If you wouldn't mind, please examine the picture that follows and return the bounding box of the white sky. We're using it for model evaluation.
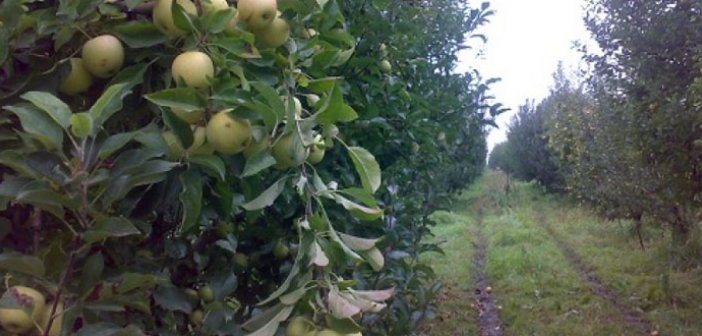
[457,0,593,152]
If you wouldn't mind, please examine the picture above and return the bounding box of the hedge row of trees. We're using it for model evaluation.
[490,0,702,266]
[0,0,497,335]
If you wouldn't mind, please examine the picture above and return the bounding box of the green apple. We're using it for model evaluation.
[256,17,289,48]
[59,58,93,95]
[153,0,197,37]
[198,285,214,302]
[273,241,289,259]
[0,286,46,334]
[233,252,249,268]
[81,35,124,78]
[272,133,308,169]
[202,0,229,13]
[171,51,215,90]
[379,59,392,73]
[172,108,204,124]
[206,110,253,154]
[237,0,277,30]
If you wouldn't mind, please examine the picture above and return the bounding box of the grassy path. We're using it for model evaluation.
[422,171,702,335]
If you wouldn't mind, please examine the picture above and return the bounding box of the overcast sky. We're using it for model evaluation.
[457,0,593,152]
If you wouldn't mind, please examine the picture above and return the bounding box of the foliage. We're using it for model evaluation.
[0,0,499,335]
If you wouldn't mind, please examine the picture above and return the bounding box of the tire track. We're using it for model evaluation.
[540,218,656,335]
[472,211,504,336]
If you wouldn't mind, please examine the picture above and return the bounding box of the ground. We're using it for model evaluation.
[420,171,702,335]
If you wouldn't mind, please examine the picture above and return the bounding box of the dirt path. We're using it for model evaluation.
[540,219,655,334]
[472,216,503,336]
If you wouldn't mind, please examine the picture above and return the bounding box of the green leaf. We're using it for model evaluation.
[328,289,360,319]
[172,0,195,32]
[241,151,276,177]
[0,218,10,241]
[360,247,384,271]
[114,21,169,48]
[190,154,226,181]
[5,104,64,150]
[117,272,163,293]
[84,217,141,243]
[241,303,294,335]
[337,233,379,251]
[0,252,45,277]
[70,112,94,138]
[144,88,206,112]
[251,82,285,119]
[346,146,381,194]
[21,91,72,128]
[332,194,383,221]
[89,83,132,130]
[79,252,105,296]
[75,323,147,336]
[179,169,203,233]
[241,176,288,211]
[99,132,137,159]
[316,82,357,124]
[154,285,193,314]
[162,108,193,149]
[203,7,236,34]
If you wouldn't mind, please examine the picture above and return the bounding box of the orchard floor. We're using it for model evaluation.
[419,171,702,336]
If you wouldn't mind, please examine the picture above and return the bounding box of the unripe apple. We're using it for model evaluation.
[162,126,209,159]
[272,133,308,169]
[59,58,93,95]
[237,0,277,30]
[273,241,290,259]
[190,309,204,325]
[286,317,315,336]
[81,35,124,78]
[206,110,253,154]
[171,51,215,90]
[316,329,342,336]
[202,0,229,13]
[243,133,270,158]
[198,285,214,302]
[153,0,197,37]
[256,17,289,48]
[232,252,249,268]
[379,59,392,73]
[172,108,204,124]
[0,286,46,334]
[307,144,325,164]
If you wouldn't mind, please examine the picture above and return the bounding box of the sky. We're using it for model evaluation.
[456,0,593,152]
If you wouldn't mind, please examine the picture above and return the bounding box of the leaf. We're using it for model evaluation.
[346,146,381,194]
[351,288,395,302]
[311,241,329,267]
[5,104,63,150]
[241,151,276,177]
[153,285,193,314]
[251,82,285,119]
[0,252,45,277]
[179,169,203,233]
[98,132,136,159]
[279,285,310,305]
[117,273,163,293]
[114,21,169,48]
[144,88,206,112]
[241,176,288,211]
[21,91,72,128]
[84,217,141,243]
[75,323,147,336]
[328,289,361,319]
[332,194,383,221]
[241,303,294,335]
[162,108,193,149]
[337,233,379,251]
[90,83,132,130]
[204,7,236,34]
[190,154,226,181]
[70,112,94,138]
[360,247,384,272]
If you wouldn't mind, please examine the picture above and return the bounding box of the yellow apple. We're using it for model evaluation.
[202,0,229,13]
[0,286,45,334]
[256,17,289,48]
[237,0,277,30]
[206,110,253,154]
[171,51,215,90]
[81,35,124,78]
[59,58,93,95]
[153,0,197,37]
[307,144,325,164]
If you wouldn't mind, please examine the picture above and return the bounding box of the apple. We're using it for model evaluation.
[81,35,124,78]
[171,51,215,90]
[306,94,320,107]
[40,301,64,336]
[272,133,308,169]
[232,252,249,269]
[379,59,392,73]
[190,309,204,325]
[0,286,46,334]
[59,58,93,95]
[172,108,204,124]
[243,130,270,158]
[307,144,325,164]
[256,17,289,48]
[316,329,342,336]
[273,241,289,259]
[225,13,241,33]
[206,110,253,154]
[202,0,229,13]
[153,0,197,37]
[198,285,214,302]
[286,317,315,336]
[237,0,277,30]
[162,126,210,159]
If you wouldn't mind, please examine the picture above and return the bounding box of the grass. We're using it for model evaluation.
[421,170,702,335]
